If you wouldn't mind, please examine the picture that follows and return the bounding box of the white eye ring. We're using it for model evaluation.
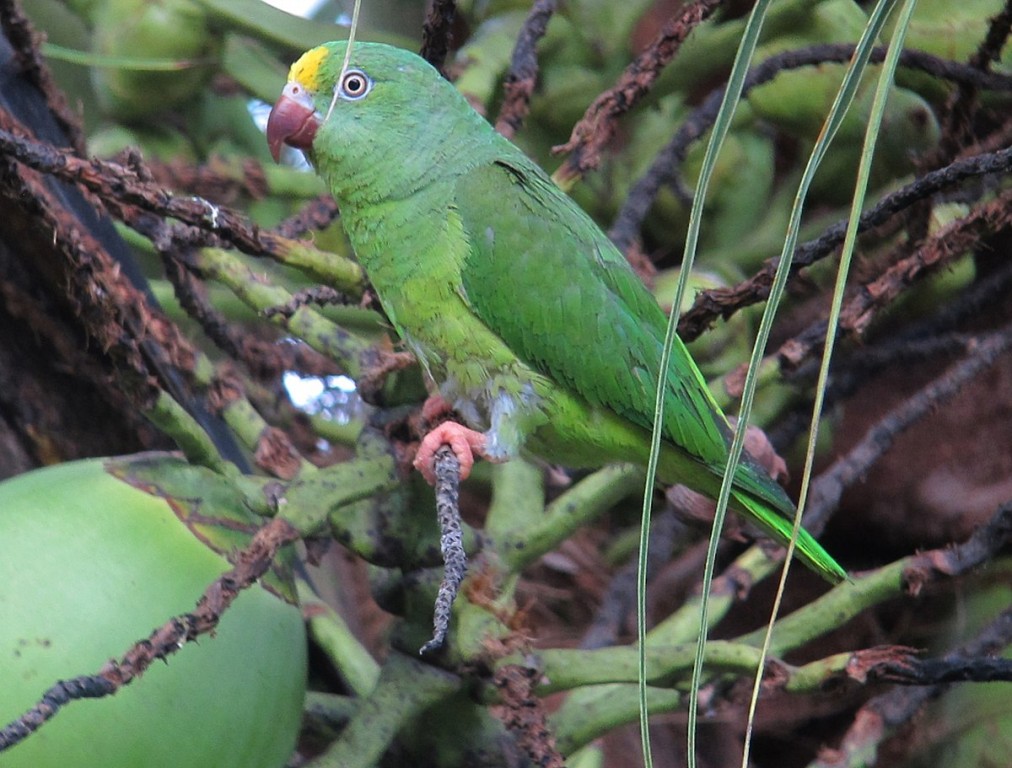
[338,69,372,100]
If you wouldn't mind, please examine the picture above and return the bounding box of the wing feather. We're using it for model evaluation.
[453,158,795,513]
[455,163,721,459]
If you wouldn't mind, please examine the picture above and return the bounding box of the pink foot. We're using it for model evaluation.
[420,393,454,425]
[414,421,488,485]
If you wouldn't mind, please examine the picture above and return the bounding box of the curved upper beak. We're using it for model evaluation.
[266,82,320,162]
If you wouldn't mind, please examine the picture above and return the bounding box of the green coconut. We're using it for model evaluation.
[0,455,307,768]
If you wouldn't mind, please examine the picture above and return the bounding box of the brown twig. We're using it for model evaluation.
[968,0,1012,72]
[839,190,1012,336]
[492,664,566,768]
[934,0,1012,163]
[5,130,363,318]
[420,0,457,73]
[768,258,1012,453]
[420,444,468,654]
[553,0,722,182]
[262,285,346,319]
[494,0,558,140]
[139,154,271,204]
[0,128,285,260]
[774,189,1012,369]
[677,146,1012,341]
[0,0,85,154]
[0,516,301,753]
[163,254,257,365]
[164,257,340,382]
[816,564,1012,768]
[0,127,167,407]
[837,607,1012,687]
[274,194,340,238]
[906,502,1012,587]
[804,324,1012,535]
[873,650,1012,685]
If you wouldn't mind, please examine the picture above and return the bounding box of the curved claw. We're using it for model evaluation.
[414,422,488,485]
[420,394,454,425]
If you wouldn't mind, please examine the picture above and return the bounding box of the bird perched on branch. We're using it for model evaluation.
[267,41,845,583]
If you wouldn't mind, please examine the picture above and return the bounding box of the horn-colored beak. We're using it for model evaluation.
[266,83,320,162]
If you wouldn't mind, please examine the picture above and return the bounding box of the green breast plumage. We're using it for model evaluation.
[338,182,553,460]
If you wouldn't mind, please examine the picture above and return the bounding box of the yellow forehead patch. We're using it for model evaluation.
[289,45,330,91]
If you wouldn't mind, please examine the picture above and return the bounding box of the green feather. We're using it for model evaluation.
[286,41,845,583]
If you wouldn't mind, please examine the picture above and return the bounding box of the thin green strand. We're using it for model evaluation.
[637,2,776,766]
[739,0,914,765]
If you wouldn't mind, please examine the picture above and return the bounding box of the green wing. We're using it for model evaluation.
[453,158,789,511]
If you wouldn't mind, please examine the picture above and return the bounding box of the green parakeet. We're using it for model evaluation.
[266,42,846,583]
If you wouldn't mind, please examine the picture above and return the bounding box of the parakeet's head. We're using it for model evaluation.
[267,42,494,201]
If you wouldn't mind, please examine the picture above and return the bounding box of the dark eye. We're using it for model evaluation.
[340,69,371,100]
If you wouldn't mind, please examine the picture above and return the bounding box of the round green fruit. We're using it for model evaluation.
[0,456,307,767]
[90,0,220,121]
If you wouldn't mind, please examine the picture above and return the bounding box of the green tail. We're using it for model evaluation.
[733,492,847,584]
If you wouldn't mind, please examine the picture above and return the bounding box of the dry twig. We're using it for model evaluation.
[553,0,722,181]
